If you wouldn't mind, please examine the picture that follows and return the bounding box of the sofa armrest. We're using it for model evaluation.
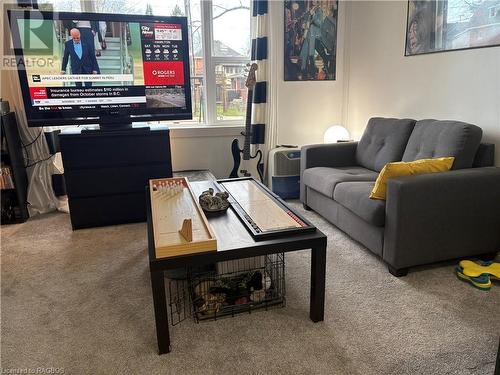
[301,142,358,170]
[383,167,500,269]
[300,142,358,202]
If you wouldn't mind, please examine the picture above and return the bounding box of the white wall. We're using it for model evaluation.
[169,127,243,178]
[170,1,349,174]
[345,1,500,166]
[271,1,347,147]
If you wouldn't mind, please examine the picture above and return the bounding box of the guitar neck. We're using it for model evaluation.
[243,87,253,160]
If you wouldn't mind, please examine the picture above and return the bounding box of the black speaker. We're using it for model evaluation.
[0,112,29,223]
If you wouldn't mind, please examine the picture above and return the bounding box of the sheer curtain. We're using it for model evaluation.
[4,69,60,216]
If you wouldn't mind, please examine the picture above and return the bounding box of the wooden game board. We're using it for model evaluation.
[217,177,315,240]
[149,177,217,258]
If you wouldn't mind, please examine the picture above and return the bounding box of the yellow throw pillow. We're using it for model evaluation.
[369,157,455,200]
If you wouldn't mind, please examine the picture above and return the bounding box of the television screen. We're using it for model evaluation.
[8,10,192,127]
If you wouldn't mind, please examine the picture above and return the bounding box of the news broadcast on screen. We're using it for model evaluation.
[8,10,192,124]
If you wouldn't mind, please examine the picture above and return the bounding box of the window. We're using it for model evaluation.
[489,6,500,18]
[37,0,81,12]
[210,0,251,122]
[47,0,251,124]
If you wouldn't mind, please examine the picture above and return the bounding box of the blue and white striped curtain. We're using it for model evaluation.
[250,0,268,147]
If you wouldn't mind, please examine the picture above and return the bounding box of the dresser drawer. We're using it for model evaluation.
[64,163,171,198]
[68,193,147,229]
[59,130,171,169]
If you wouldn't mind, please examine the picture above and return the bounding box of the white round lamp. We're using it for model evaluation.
[324,125,350,143]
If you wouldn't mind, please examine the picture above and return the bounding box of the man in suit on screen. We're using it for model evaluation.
[61,28,100,87]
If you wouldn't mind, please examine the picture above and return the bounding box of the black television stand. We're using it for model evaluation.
[80,119,147,133]
[80,126,150,134]
[58,125,172,229]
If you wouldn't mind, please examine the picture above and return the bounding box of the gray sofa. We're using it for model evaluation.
[300,117,500,276]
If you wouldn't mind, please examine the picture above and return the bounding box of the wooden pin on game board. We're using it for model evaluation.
[179,219,193,242]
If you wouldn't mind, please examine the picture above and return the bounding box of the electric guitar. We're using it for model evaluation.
[229,63,264,182]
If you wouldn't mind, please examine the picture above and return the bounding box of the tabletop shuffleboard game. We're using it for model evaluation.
[149,177,217,258]
[217,177,316,240]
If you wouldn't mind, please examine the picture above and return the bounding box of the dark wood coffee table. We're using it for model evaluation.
[146,180,327,354]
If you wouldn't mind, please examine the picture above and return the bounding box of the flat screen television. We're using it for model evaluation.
[8,10,192,129]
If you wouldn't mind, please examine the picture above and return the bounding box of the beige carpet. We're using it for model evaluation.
[1,202,499,374]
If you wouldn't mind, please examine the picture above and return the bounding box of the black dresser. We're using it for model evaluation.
[59,125,172,229]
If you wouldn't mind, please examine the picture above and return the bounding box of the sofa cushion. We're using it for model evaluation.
[473,143,495,167]
[302,166,378,198]
[369,157,455,200]
[402,120,482,169]
[334,182,386,227]
[356,117,416,172]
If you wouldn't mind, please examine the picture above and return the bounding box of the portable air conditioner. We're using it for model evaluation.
[267,147,301,199]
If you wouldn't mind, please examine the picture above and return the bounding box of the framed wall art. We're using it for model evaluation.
[284,0,338,81]
[406,0,500,56]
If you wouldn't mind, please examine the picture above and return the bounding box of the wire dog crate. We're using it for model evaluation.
[167,253,286,325]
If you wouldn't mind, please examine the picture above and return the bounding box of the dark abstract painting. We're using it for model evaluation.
[284,1,338,81]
